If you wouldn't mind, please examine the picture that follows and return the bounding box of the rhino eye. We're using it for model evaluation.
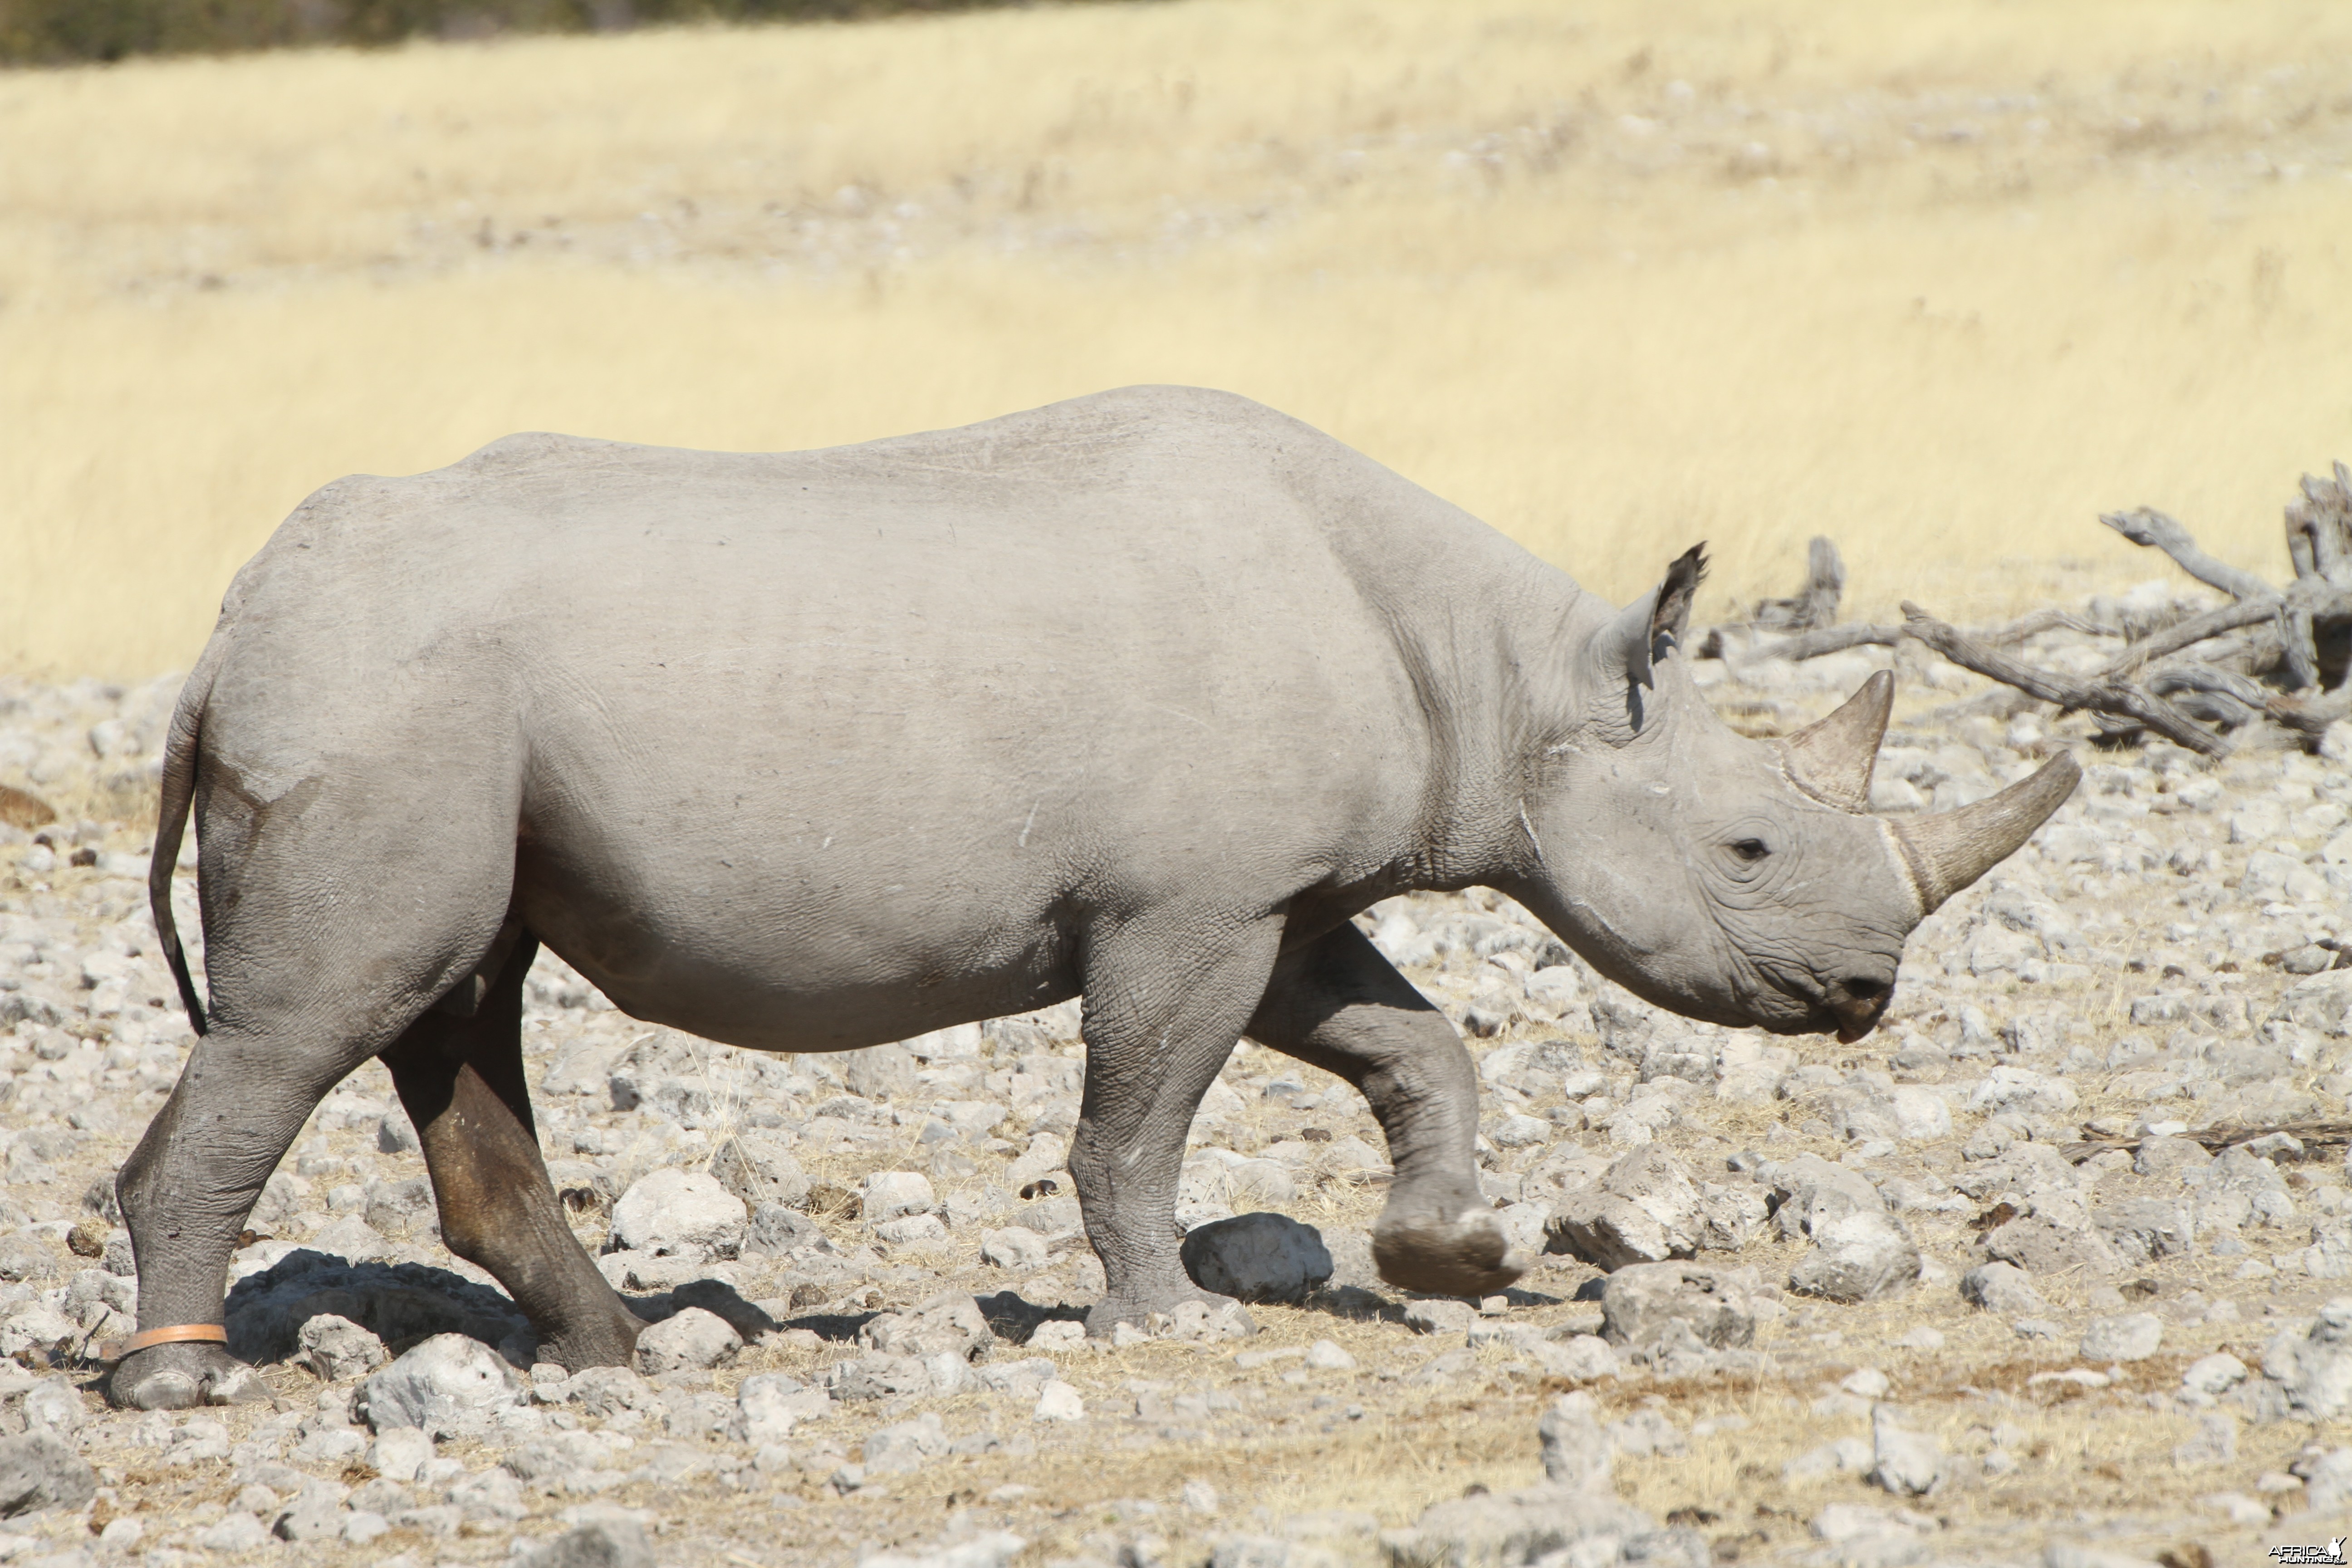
[1730,838,1771,862]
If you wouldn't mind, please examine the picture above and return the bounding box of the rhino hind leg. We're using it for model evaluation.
[1070,914,1287,1336]
[1247,921,1528,1300]
[380,931,644,1372]
[113,750,549,1410]
[111,995,407,1409]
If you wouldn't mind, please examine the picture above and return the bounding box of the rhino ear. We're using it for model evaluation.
[1600,543,1708,691]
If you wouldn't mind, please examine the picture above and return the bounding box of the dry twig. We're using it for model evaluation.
[1897,602,2229,756]
[2060,1118,2352,1166]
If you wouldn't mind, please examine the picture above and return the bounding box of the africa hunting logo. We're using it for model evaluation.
[2269,1543,2347,1566]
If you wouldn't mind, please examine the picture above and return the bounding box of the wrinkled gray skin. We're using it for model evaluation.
[115,386,2077,1409]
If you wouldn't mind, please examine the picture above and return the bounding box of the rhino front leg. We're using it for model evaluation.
[1247,920,1527,1298]
[379,932,644,1372]
[1070,914,1285,1337]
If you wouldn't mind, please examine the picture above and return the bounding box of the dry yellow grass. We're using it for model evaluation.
[4,0,2352,678]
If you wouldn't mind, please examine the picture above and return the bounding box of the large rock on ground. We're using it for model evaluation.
[709,1134,809,1212]
[1599,1262,1759,1350]
[739,1372,832,1445]
[298,1313,388,1382]
[862,1533,1027,1568]
[0,1433,96,1516]
[2080,1313,2163,1362]
[859,1292,991,1359]
[1537,1392,1611,1490]
[1757,1155,1919,1302]
[2272,970,2352,1037]
[2191,1147,2298,1234]
[842,1042,917,1100]
[359,1333,528,1437]
[2096,1199,2194,1267]
[1541,1147,1757,1268]
[634,1306,741,1375]
[1959,1262,2048,1317]
[864,1170,938,1224]
[2257,1298,2352,1421]
[1980,1208,2120,1278]
[516,1519,656,1568]
[744,1203,822,1257]
[2302,1447,2352,1513]
[1967,1066,2079,1117]
[980,1226,1050,1271]
[864,1412,951,1475]
[1788,1210,1920,1303]
[608,1170,746,1259]
[1180,1213,1333,1304]
[1868,1404,1942,1497]
[1544,1146,1704,1268]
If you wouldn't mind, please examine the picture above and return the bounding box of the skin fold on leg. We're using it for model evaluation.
[1070,912,1286,1335]
[1247,921,1527,1298]
[378,933,645,1371]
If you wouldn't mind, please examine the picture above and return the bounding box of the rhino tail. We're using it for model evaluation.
[150,636,230,1036]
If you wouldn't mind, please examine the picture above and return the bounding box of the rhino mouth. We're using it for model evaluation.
[1765,971,1891,1043]
[1824,978,1891,1043]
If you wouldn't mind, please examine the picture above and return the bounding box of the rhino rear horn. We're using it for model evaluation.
[1779,670,1893,811]
[1891,752,2081,911]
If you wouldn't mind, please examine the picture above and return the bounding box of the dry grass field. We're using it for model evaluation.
[3,0,2351,678]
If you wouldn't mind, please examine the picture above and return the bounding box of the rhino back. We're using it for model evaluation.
[195,387,1559,1049]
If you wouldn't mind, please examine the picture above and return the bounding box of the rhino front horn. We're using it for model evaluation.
[1892,752,2081,911]
[1780,670,1893,811]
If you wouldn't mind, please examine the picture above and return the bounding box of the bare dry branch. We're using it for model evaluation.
[1760,622,1900,660]
[1753,535,1845,631]
[2269,685,2352,737]
[2146,662,2269,706]
[2280,600,2323,690]
[1899,601,2230,756]
[1714,607,2110,667]
[2099,506,2278,601]
[2287,462,2352,586]
[1983,607,2112,645]
[2099,593,2280,677]
[2146,665,2266,729]
[2062,1117,2352,1166]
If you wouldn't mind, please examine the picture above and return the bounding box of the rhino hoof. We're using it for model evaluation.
[110,1343,265,1411]
[113,1367,202,1411]
[1372,1211,1530,1299]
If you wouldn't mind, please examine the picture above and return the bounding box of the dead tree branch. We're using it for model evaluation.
[1709,607,2109,666]
[2097,507,2278,601]
[2062,1117,2352,1166]
[2287,461,2352,586]
[1753,536,1845,631]
[1898,602,2230,756]
[2269,686,2352,738]
[2100,475,2352,701]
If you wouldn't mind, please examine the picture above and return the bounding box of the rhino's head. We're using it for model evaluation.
[1507,546,2078,1042]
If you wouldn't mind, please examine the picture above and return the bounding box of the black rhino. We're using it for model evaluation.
[114,386,2074,1409]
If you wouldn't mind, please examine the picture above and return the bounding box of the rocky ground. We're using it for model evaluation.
[1,585,2350,1568]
